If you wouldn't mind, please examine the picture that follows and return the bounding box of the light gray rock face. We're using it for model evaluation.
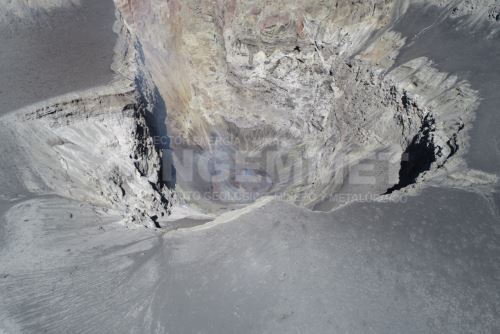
[1,0,500,333]
[0,86,171,227]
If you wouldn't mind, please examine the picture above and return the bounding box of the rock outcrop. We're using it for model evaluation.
[0,9,173,227]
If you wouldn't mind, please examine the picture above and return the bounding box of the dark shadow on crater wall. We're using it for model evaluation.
[385,115,436,194]
[146,85,177,190]
[134,41,176,190]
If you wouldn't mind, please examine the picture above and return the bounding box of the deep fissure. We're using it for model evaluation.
[385,115,437,194]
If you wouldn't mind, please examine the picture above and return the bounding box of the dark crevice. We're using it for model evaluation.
[385,115,437,194]
[445,134,459,159]
[401,90,418,110]
[150,215,161,228]
[119,185,126,197]
[438,122,464,168]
